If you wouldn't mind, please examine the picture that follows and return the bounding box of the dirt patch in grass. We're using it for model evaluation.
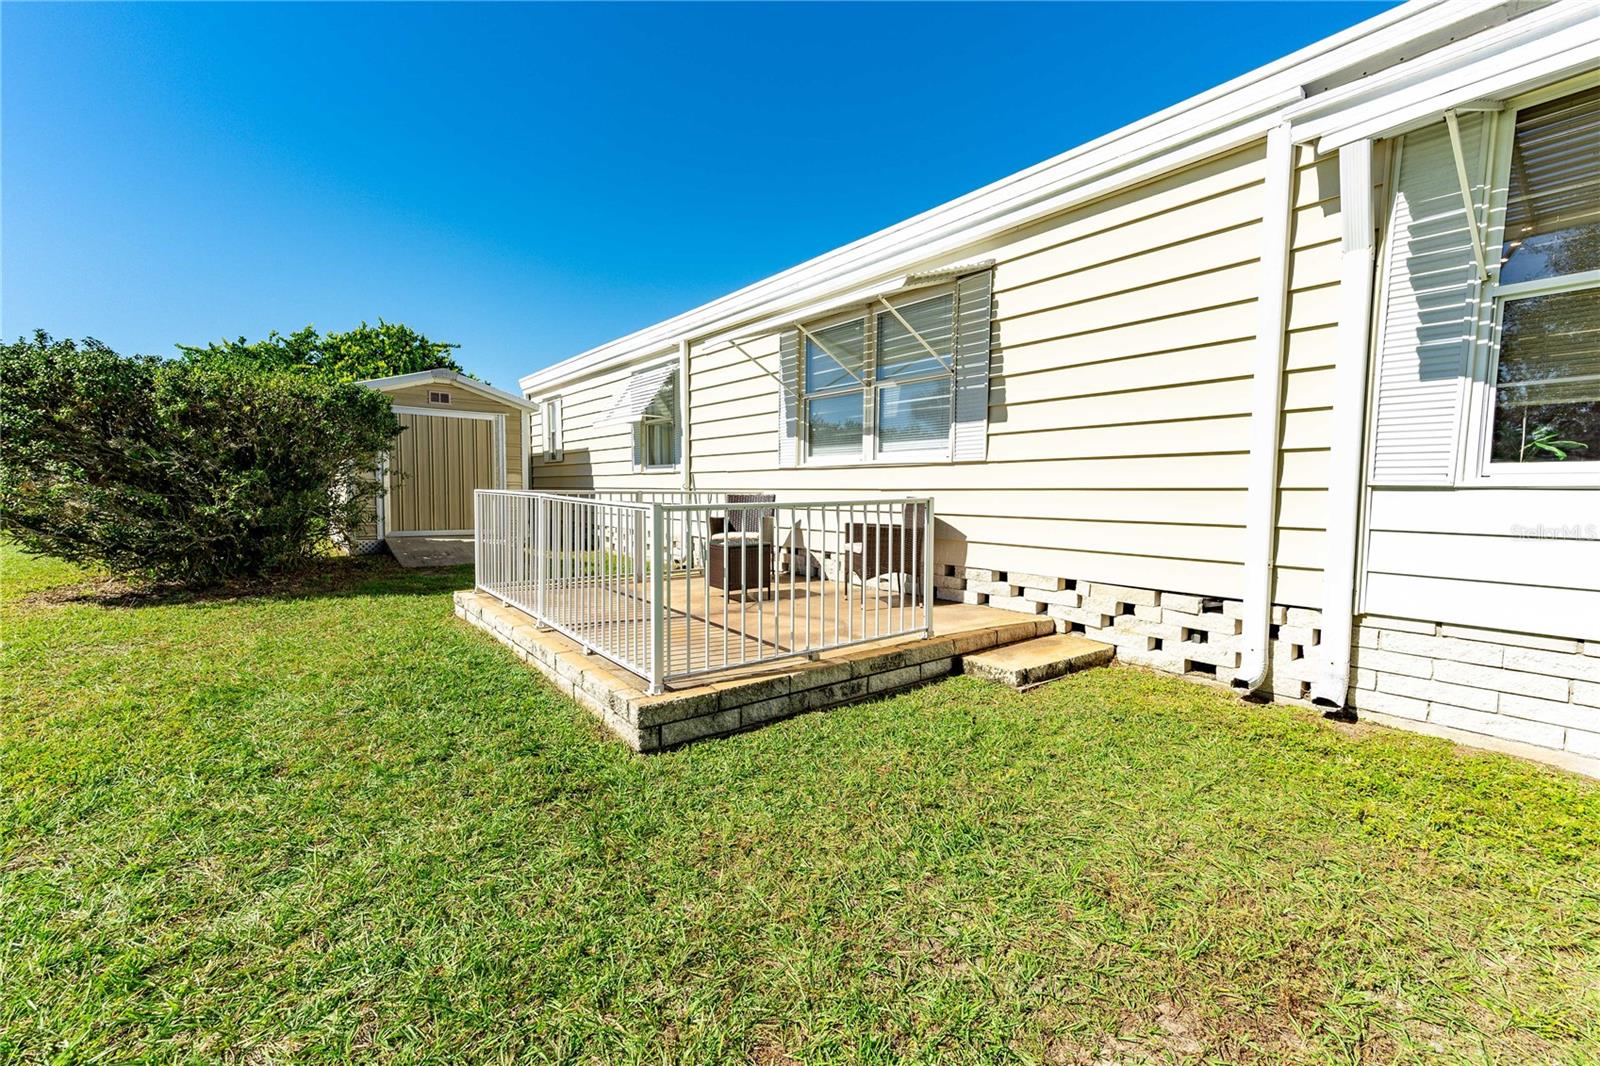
[14,551,460,610]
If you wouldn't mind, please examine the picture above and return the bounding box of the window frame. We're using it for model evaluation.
[1465,74,1600,486]
[631,365,682,473]
[799,284,957,467]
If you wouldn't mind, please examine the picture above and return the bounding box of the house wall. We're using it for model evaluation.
[528,355,681,491]
[1338,98,1600,771]
[1349,615,1600,776]
[522,116,1597,776]
[1353,492,1600,771]
[670,141,1344,607]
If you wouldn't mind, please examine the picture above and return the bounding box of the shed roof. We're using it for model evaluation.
[359,368,535,411]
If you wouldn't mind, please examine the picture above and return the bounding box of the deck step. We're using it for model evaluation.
[962,633,1113,688]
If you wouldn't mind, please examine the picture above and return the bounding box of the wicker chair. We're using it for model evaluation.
[707,493,777,594]
[845,501,927,600]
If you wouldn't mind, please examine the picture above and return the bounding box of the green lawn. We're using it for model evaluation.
[3,544,1598,1065]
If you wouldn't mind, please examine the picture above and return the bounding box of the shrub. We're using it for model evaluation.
[0,332,401,585]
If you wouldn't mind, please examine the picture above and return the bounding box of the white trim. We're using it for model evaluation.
[381,409,508,539]
[1236,123,1295,693]
[1295,3,1600,149]
[1494,268,1600,301]
[392,404,500,422]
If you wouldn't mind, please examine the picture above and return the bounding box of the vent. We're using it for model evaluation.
[428,390,452,405]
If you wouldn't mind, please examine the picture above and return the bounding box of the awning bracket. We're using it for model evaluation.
[795,323,866,386]
[1444,109,1490,283]
[727,338,783,387]
[875,297,953,374]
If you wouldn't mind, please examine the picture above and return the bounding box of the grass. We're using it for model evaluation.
[3,543,1598,1065]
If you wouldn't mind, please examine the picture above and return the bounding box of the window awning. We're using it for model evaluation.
[598,362,676,426]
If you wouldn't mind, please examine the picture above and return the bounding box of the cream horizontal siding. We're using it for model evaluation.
[520,141,1346,605]
[383,383,525,490]
[664,139,1345,607]
[529,359,682,490]
[1362,487,1600,641]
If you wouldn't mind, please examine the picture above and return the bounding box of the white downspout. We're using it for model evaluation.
[1234,123,1295,693]
[1312,138,1377,709]
[678,337,693,491]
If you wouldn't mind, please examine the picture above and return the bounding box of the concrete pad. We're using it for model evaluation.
[388,536,474,568]
[962,633,1113,688]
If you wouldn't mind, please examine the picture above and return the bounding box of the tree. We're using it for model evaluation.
[177,320,462,382]
[1,331,401,584]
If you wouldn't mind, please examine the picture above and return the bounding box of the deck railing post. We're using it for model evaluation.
[649,502,666,695]
[473,490,483,592]
[922,497,935,638]
[535,494,547,624]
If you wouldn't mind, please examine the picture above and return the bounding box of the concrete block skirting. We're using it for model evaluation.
[455,589,1053,753]
[935,564,1600,778]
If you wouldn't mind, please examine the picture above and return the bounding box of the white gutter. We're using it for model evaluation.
[520,0,1508,393]
[1311,138,1379,709]
[1234,123,1296,694]
[1295,5,1600,151]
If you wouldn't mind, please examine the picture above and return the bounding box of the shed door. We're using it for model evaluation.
[388,412,502,535]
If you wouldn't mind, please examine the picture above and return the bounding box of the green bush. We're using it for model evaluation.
[0,332,401,585]
[178,320,462,382]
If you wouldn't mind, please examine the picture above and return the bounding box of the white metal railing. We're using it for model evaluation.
[475,490,935,692]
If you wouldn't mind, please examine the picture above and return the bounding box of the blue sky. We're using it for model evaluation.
[3,1,1394,392]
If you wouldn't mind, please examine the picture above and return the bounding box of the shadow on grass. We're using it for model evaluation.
[18,552,472,610]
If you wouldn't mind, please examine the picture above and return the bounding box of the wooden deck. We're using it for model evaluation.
[479,572,934,682]
[454,587,1056,751]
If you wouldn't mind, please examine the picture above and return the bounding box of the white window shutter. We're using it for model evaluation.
[1369,117,1484,485]
[778,328,800,467]
[952,269,993,462]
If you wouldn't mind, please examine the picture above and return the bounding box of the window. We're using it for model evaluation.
[634,370,680,469]
[427,389,452,405]
[542,396,563,462]
[1486,85,1600,470]
[801,287,955,462]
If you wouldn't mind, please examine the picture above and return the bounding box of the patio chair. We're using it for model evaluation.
[707,493,777,594]
[845,501,928,600]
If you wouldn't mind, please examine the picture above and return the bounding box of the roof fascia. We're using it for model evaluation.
[363,368,536,410]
